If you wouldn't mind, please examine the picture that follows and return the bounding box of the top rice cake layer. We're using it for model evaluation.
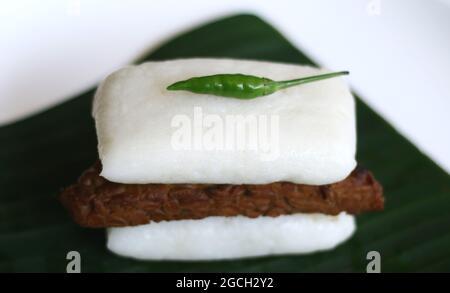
[93,58,356,185]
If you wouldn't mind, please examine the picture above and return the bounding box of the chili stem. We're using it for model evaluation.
[270,71,349,90]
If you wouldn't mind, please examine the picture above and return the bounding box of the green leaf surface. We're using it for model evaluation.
[1,14,449,272]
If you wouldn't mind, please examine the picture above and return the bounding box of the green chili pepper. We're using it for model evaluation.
[167,71,349,99]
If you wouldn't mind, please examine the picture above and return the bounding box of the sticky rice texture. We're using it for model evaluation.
[94,58,356,185]
[107,213,355,260]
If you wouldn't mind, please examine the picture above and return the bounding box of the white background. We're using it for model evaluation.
[1,0,450,174]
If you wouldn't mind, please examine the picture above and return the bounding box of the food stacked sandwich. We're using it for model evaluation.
[60,59,383,260]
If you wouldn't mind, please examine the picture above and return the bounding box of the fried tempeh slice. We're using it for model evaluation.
[59,162,384,228]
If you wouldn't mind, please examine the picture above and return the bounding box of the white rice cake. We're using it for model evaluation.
[93,58,356,185]
[107,213,355,260]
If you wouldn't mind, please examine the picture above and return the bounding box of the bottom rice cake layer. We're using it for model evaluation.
[59,162,384,228]
[107,213,356,260]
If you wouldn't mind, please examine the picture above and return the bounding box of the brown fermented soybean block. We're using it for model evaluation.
[60,162,383,228]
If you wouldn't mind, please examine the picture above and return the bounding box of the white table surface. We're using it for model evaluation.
[1,0,449,174]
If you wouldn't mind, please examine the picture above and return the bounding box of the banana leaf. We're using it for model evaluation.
[1,14,449,272]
